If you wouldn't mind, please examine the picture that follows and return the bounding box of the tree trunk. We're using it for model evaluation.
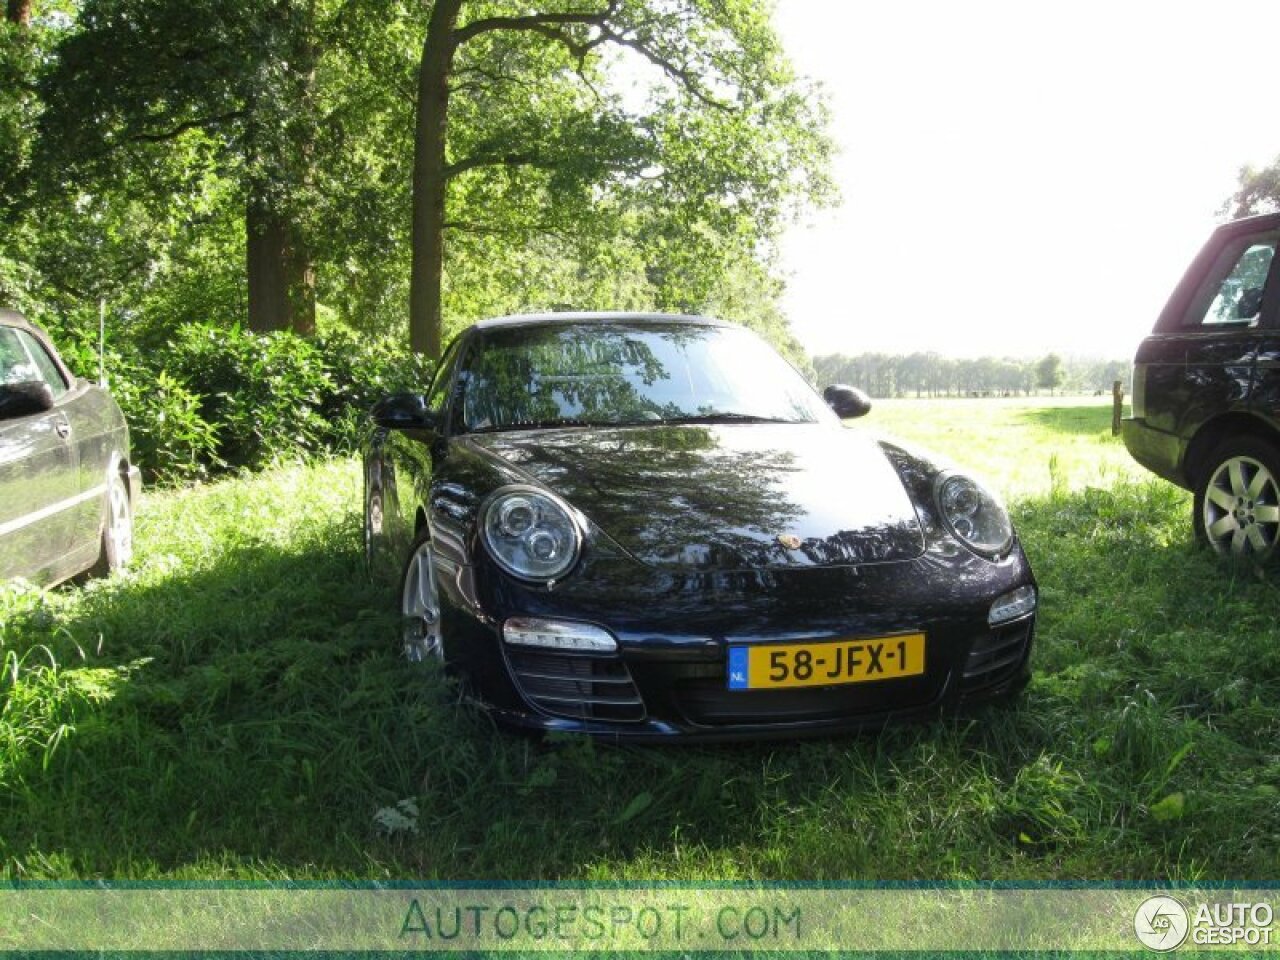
[247,199,290,333]
[409,0,463,358]
[240,1,317,338]
[5,0,31,26]
[246,197,314,335]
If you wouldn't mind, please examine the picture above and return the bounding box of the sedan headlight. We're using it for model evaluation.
[481,486,582,581]
[934,472,1013,557]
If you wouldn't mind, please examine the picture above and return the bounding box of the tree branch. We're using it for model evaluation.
[453,4,618,47]
[593,24,730,110]
[123,110,245,144]
[443,219,575,240]
[444,152,544,179]
[448,64,540,97]
[452,3,730,112]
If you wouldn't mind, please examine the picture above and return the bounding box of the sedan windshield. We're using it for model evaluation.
[460,321,833,432]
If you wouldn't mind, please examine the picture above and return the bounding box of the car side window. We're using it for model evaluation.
[1188,237,1278,328]
[0,327,42,386]
[15,330,69,398]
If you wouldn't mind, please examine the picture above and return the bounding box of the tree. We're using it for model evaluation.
[1224,155,1280,218]
[12,0,827,361]
[1036,353,1063,396]
[0,0,79,314]
[408,0,831,357]
[34,0,331,334]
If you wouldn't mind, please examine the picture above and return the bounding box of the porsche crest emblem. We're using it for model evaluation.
[777,534,802,551]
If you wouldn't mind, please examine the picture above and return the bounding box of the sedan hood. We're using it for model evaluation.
[466,424,925,571]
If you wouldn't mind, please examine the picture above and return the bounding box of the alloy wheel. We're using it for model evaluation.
[1201,454,1280,559]
[106,472,133,567]
[401,538,444,662]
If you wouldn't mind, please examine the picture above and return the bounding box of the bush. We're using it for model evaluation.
[315,328,436,453]
[111,364,221,484]
[104,322,435,484]
[163,325,334,470]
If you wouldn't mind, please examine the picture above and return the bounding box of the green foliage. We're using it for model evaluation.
[68,322,436,484]
[161,325,334,470]
[1224,154,1280,217]
[3,0,830,357]
[314,326,436,450]
[427,0,834,353]
[110,367,222,484]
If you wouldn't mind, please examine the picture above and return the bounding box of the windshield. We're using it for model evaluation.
[459,321,833,432]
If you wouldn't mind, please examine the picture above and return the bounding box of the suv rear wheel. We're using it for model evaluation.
[1193,436,1280,564]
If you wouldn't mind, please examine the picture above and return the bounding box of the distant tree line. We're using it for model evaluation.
[811,351,1130,398]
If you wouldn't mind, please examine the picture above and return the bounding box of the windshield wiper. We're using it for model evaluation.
[469,418,614,433]
[655,412,806,425]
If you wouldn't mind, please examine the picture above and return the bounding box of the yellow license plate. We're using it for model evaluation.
[727,633,926,690]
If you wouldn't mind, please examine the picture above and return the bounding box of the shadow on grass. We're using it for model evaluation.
[0,522,1048,880]
[1018,404,1117,437]
[0,525,451,877]
[3,480,1278,880]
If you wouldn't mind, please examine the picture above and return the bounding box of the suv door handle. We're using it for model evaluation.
[54,418,71,439]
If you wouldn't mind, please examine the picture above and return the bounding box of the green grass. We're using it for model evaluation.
[862,395,1145,501]
[1,400,1278,881]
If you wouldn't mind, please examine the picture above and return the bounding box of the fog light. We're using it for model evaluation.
[502,617,618,652]
[989,585,1037,626]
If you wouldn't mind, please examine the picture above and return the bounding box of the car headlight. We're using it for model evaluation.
[934,472,1013,557]
[481,486,582,581]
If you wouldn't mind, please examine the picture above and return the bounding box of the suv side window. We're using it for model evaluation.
[1186,236,1278,328]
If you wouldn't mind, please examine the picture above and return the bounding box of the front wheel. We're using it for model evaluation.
[89,468,133,577]
[1193,436,1280,564]
[401,530,445,662]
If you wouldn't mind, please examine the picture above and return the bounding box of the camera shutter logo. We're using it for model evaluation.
[1134,895,1190,952]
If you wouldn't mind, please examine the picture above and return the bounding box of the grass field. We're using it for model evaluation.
[2,398,1278,881]
[864,395,1146,500]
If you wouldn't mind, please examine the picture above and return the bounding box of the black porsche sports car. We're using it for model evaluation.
[364,313,1037,739]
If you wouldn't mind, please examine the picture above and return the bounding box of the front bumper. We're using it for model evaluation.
[483,617,1034,742]
[435,548,1037,742]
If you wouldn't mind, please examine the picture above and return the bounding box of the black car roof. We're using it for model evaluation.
[470,311,733,331]
[0,307,32,330]
[1213,211,1280,236]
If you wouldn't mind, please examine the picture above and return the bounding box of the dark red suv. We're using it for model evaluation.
[1124,211,1280,563]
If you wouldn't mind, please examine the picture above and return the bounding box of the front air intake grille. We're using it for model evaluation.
[505,649,646,723]
[961,621,1032,691]
[672,664,941,727]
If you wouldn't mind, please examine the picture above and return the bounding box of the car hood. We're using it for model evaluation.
[464,423,926,571]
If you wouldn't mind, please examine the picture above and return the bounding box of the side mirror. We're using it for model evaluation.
[0,380,55,419]
[824,384,872,419]
[370,392,436,431]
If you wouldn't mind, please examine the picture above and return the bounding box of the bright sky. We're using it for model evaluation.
[771,0,1280,360]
